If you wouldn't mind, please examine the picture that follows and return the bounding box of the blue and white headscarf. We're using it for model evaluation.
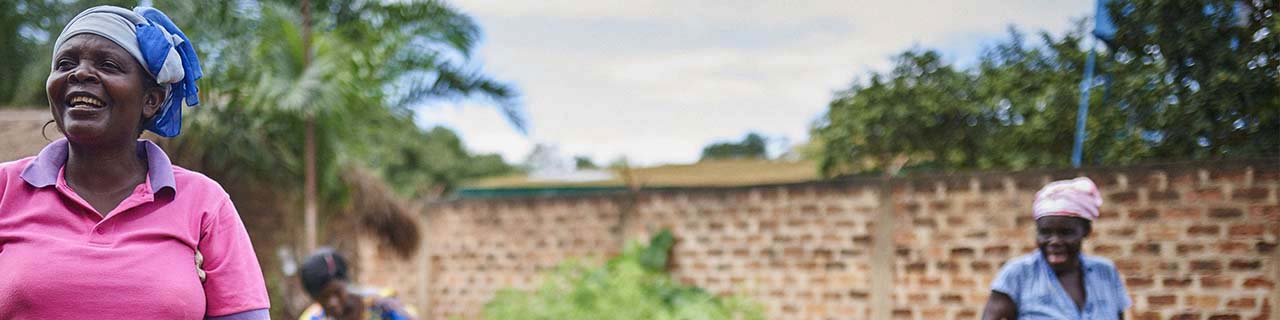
[52,5,202,137]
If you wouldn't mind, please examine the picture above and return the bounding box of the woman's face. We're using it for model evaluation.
[46,34,163,145]
[1035,216,1090,271]
[317,280,363,320]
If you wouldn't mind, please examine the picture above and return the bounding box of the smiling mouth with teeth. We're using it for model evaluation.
[69,96,104,108]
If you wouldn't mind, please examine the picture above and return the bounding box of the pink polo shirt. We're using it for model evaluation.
[0,139,269,319]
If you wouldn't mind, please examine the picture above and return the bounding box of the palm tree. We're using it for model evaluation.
[153,1,524,315]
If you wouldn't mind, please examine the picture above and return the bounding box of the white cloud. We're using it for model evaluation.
[423,0,1093,166]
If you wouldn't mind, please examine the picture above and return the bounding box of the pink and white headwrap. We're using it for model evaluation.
[1032,177,1102,221]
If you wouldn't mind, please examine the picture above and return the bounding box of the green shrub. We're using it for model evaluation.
[480,230,766,320]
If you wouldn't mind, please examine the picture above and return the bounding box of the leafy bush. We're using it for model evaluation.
[480,230,766,320]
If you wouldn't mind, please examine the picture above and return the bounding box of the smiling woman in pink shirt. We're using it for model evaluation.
[0,5,268,319]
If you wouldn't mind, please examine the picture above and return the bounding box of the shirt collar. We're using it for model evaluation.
[20,138,177,192]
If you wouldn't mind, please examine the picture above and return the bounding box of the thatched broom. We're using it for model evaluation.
[339,166,421,259]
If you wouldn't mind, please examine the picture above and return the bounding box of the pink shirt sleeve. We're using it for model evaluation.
[199,198,270,317]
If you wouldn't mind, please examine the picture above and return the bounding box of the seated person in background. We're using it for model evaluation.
[299,248,416,320]
[982,177,1131,320]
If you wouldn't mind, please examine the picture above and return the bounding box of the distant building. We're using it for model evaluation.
[457,159,819,198]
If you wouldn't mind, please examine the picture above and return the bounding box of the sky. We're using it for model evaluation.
[416,0,1094,166]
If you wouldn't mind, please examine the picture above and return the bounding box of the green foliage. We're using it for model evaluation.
[0,0,521,193]
[145,0,522,198]
[363,123,516,196]
[574,156,599,170]
[814,0,1278,176]
[1,0,134,107]
[1105,0,1278,158]
[481,230,765,320]
[700,133,768,161]
[813,50,984,174]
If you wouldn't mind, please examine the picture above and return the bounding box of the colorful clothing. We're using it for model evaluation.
[299,288,415,320]
[0,139,269,319]
[991,251,1131,320]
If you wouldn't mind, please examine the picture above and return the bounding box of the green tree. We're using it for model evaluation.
[812,50,984,175]
[1,0,134,107]
[1104,0,1278,158]
[700,132,769,161]
[813,0,1278,177]
[574,156,599,170]
[157,0,522,199]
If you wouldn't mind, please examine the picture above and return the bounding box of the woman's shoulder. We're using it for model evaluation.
[0,157,37,184]
[168,165,229,196]
[0,156,35,173]
[1081,254,1120,272]
[998,252,1041,271]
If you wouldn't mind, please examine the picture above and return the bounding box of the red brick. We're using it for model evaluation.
[964,200,988,210]
[1108,226,1137,237]
[1133,312,1161,320]
[1115,259,1143,273]
[1211,208,1244,218]
[1189,295,1221,309]
[928,201,949,211]
[1243,277,1274,289]
[1228,224,1265,237]
[1251,205,1279,220]
[1200,276,1234,288]
[1165,207,1204,219]
[1178,244,1205,254]
[1220,241,1252,254]
[1127,276,1154,288]
[1192,187,1225,201]
[1191,260,1222,272]
[905,262,926,273]
[1208,315,1241,320]
[1094,244,1121,255]
[971,261,992,272]
[1227,298,1256,308]
[1110,191,1139,203]
[1230,259,1262,271]
[1188,225,1220,237]
[1171,313,1202,320]
[1234,187,1271,200]
[1149,295,1178,306]
[1163,277,1193,288]
[977,244,1008,257]
[1130,208,1159,220]
[919,277,942,287]
[1147,225,1181,240]
[951,247,975,257]
[1149,190,1180,201]
[892,308,911,318]
[1132,243,1161,255]
[899,202,920,213]
[1258,242,1277,254]
[939,294,963,304]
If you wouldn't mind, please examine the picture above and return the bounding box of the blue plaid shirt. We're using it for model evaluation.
[991,251,1131,320]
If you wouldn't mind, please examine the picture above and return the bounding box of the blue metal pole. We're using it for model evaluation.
[1072,44,1097,168]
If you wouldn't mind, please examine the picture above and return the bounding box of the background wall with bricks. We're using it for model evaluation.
[355,159,1279,320]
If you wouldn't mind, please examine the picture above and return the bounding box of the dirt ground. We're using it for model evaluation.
[0,109,60,162]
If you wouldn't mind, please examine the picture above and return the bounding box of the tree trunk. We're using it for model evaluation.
[301,0,317,254]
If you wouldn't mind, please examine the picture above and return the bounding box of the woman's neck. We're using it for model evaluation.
[65,139,148,194]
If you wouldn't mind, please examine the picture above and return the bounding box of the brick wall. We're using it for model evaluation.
[358,159,1279,320]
